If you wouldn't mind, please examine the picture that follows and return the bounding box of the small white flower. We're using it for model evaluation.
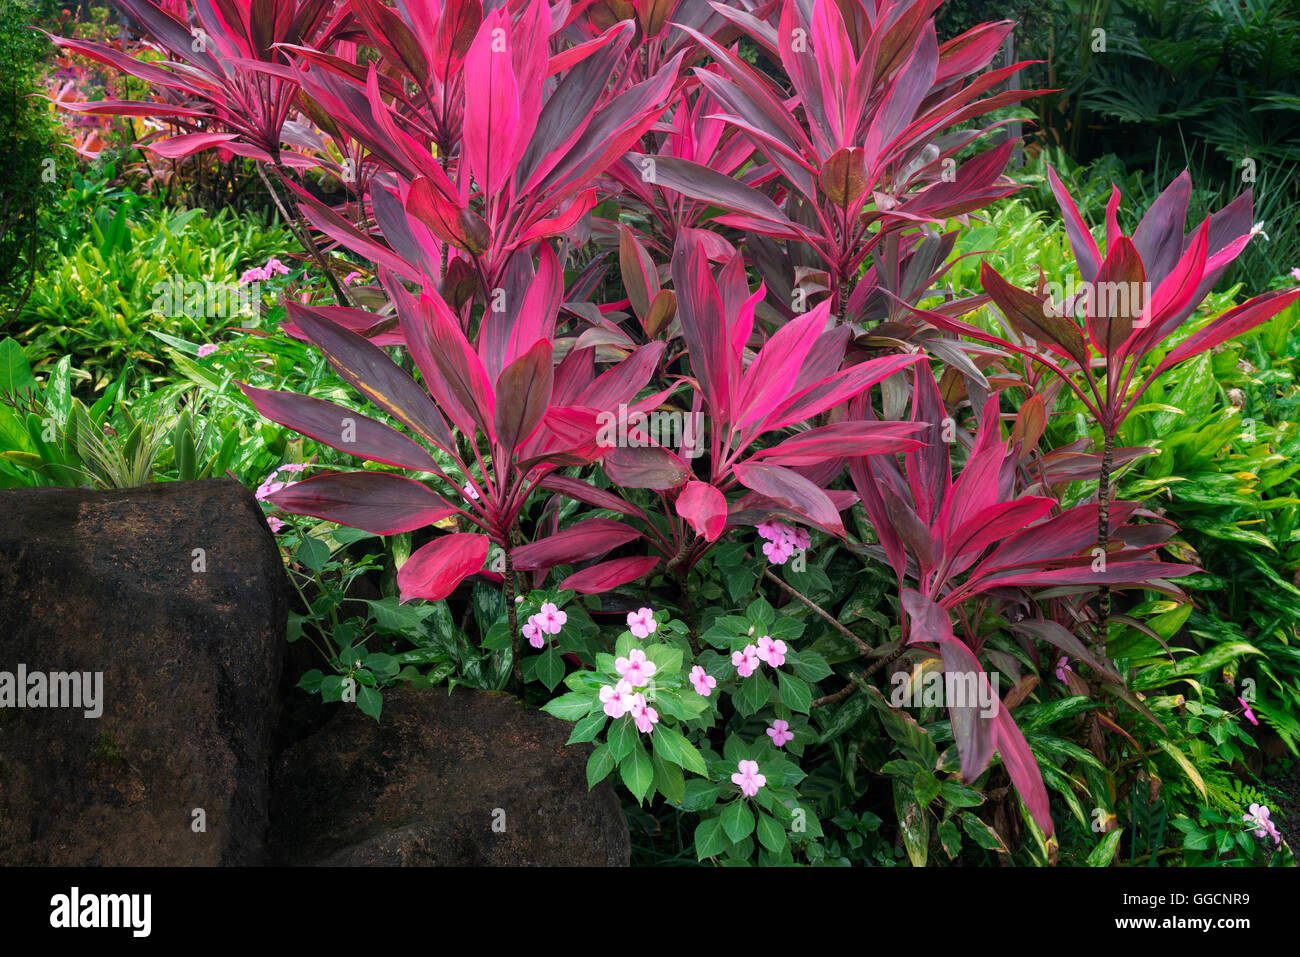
[1250,221,1270,242]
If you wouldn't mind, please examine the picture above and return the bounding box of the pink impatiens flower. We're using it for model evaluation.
[628,693,659,734]
[255,462,308,501]
[762,537,793,564]
[732,644,760,678]
[615,648,657,689]
[1055,657,1073,683]
[689,665,716,697]
[1239,696,1258,726]
[599,679,634,719]
[756,519,809,565]
[523,616,544,650]
[1291,267,1300,282]
[1244,803,1281,844]
[240,257,291,284]
[756,635,787,669]
[732,759,766,797]
[197,343,219,358]
[536,602,566,635]
[767,719,794,748]
[627,607,658,639]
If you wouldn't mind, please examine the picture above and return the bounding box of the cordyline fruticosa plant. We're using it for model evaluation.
[905,169,1300,637]
[60,0,1300,857]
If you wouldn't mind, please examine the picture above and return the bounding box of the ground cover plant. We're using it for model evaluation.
[10,0,1300,867]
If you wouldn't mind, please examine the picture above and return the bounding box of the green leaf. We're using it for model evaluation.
[681,779,722,812]
[481,619,512,651]
[1155,739,1207,800]
[651,750,685,804]
[536,646,565,691]
[755,810,787,853]
[541,691,592,721]
[938,782,985,808]
[0,339,37,397]
[721,799,756,843]
[296,535,330,572]
[586,743,615,789]
[734,673,771,716]
[912,770,941,808]
[869,687,938,768]
[361,652,399,680]
[567,711,606,744]
[893,779,928,867]
[363,597,431,633]
[817,687,869,742]
[645,643,683,677]
[356,685,382,721]
[787,648,833,683]
[960,812,1008,853]
[607,715,637,763]
[694,815,730,860]
[653,725,708,776]
[1015,696,1099,733]
[1087,828,1123,866]
[938,819,962,859]
[777,671,812,714]
[319,675,345,703]
[1131,642,1262,689]
[620,738,654,803]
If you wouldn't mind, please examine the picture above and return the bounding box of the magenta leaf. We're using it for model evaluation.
[397,533,491,602]
[494,339,554,458]
[676,480,729,542]
[992,706,1054,838]
[560,555,662,594]
[512,519,644,570]
[238,383,440,472]
[266,471,456,534]
[732,462,845,536]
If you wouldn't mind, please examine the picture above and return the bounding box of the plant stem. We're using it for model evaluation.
[258,162,352,307]
[1096,429,1115,644]
[761,566,872,656]
[504,542,522,695]
[810,645,907,709]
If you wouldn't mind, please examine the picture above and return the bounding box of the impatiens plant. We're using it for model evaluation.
[543,600,830,864]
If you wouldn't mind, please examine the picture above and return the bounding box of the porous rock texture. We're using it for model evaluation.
[0,478,287,865]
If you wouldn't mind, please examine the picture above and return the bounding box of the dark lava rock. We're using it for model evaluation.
[269,687,630,866]
[0,478,288,865]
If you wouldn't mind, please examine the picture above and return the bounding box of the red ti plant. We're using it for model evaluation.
[910,170,1300,633]
[525,230,925,608]
[49,0,350,165]
[286,0,684,295]
[845,368,1198,838]
[239,248,666,688]
[647,0,1045,320]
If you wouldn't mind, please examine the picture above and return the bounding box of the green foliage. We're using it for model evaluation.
[6,170,297,391]
[1016,0,1300,292]
[0,0,61,316]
